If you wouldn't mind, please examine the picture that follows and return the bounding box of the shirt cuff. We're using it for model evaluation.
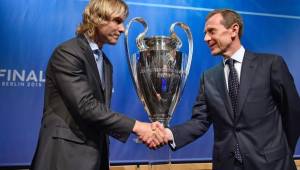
[166,128,176,149]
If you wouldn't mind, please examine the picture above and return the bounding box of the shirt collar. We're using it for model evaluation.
[84,34,100,52]
[84,34,102,60]
[223,46,245,65]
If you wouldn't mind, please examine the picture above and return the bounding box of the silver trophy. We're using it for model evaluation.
[125,17,193,127]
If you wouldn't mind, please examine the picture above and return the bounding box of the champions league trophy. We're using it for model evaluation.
[124,17,193,127]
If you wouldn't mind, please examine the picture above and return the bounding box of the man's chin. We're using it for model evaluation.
[210,48,224,56]
[211,51,220,56]
[108,41,118,45]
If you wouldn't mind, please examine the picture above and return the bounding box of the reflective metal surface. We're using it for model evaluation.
[125,17,193,126]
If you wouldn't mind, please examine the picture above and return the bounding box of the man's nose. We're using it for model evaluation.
[119,23,125,33]
[204,33,211,42]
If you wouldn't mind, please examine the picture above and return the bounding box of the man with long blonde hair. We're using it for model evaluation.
[31,0,164,170]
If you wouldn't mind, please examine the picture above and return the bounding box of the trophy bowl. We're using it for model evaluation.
[125,17,193,127]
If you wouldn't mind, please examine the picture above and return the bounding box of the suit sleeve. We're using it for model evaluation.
[170,73,212,150]
[270,55,300,153]
[49,45,135,142]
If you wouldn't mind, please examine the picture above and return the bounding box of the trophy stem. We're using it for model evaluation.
[147,146,172,170]
[149,116,170,127]
[168,147,172,170]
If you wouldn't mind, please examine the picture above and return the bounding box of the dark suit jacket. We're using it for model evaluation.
[171,51,300,170]
[31,35,135,170]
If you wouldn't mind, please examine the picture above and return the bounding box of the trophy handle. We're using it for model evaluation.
[124,17,148,104]
[170,22,193,88]
[124,17,148,81]
[125,17,148,53]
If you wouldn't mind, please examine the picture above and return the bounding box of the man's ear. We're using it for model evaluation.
[231,23,239,38]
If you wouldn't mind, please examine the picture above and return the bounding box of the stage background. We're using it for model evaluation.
[0,0,299,166]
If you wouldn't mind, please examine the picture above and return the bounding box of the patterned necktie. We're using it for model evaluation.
[227,58,239,116]
[94,49,105,89]
[226,58,243,163]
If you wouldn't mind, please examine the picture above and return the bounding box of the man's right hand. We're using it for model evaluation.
[132,121,172,149]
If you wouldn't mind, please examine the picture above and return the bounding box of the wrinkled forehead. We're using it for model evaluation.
[206,14,223,25]
[204,14,224,30]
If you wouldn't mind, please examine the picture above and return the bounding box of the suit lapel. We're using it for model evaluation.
[237,51,258,119]
[102,53,112,107]
[214,63,234,120]
[77,35,106,101]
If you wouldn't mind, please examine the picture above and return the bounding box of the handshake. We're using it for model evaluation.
[132,121,173,149]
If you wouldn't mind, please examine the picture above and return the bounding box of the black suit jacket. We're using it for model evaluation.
[171,51,300,170]
[31,35,135,170]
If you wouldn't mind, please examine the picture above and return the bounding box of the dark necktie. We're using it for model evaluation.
[226,58,243,163]
[227,59,239,116]
[94,49,105,89]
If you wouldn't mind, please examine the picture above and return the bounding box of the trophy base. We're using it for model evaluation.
[149,115,170,127]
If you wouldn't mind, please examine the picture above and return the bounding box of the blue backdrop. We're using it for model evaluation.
[0,0,299,166]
